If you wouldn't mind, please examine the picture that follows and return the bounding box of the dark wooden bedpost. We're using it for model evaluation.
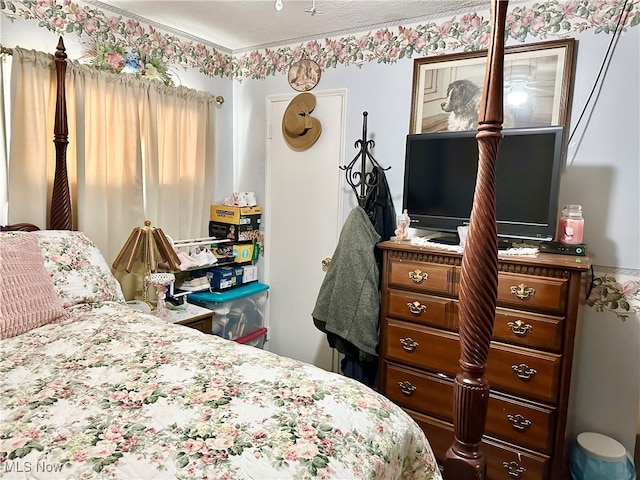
[443,1,508,479]
[49,36,72,230]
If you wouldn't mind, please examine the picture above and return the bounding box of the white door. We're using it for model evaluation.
[264,89,346,372]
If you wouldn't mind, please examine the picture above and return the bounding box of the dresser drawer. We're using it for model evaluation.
[383,319,562,403]
[384,319,459,375]
[451,303,565,352]
[486,393,556,454]
[488,342,562,403]
[383,363,556,453]
[382,362,454,421]
[413,412,550,480]
[387,289,454,329]
[388,259,453,295]
[493,308,564,352]
[497,272,567,314]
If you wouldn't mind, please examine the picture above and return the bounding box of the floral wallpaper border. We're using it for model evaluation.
[587,266,640,321]
[1,0,639,81]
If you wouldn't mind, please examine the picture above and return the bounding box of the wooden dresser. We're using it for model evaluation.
[376,241,590,480]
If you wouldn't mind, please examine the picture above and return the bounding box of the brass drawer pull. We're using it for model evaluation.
[507,319,533,336]
[400,337,419,352]
[398,381,416,396]
[510,283,535,300]
[507,413,532,431]
[512,363,538,381]
[408,269,428,283]
[502,461,526,477]
[407,301,427,315]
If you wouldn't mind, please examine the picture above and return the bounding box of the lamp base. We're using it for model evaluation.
[146,273,176,318]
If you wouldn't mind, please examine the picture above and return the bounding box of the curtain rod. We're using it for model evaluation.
[0,43,225,103]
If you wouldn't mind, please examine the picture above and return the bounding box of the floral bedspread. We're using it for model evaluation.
[0,303,441,479]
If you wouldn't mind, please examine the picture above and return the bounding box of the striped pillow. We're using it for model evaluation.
[0,234,69,339]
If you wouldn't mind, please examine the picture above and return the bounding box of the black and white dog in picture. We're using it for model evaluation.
[440,79,481,131]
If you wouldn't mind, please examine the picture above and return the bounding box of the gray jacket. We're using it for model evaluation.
[312,206,381,357]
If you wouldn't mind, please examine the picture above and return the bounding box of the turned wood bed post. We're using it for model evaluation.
[50,36,72,230]
[443,1,508,479]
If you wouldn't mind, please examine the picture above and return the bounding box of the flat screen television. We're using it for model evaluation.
[402,126,564,243]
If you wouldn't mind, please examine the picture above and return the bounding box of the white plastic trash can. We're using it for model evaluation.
[570,432,636,480]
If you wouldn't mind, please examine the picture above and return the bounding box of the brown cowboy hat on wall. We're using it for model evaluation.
[282,93,322,152]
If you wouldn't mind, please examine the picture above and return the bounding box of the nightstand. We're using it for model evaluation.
[165,303,215,334]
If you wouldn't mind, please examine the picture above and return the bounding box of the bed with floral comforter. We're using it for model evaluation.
[0,303,441,479]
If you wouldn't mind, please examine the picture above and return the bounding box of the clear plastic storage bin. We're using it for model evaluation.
[187,282,268,341]
[236,327,268,349]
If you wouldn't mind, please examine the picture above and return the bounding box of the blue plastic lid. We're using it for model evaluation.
[188,282,269,304]
[570,433,636,480]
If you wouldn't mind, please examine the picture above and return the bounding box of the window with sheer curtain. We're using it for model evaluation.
[2,47,216,266]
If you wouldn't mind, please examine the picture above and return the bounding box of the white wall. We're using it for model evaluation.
[233,57,415,217]
[561,30,639,269]
[559,29,640,452]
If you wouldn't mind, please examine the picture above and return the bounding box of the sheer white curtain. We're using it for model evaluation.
[65,61,146,265]
[7,48,217,272]
[143,84,216,239]
[6,48,57,228]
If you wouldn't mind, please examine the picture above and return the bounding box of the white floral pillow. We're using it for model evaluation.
[32,230,125,307]
[0,230,126,308]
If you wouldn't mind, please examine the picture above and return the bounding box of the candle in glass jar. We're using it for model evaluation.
[557,205,584,244]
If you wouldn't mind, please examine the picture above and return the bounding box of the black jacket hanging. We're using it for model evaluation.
[364,166,396,242]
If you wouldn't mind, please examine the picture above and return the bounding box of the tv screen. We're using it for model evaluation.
[402,126,564,242]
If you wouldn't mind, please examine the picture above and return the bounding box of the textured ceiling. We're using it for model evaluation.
[88,0,493,52]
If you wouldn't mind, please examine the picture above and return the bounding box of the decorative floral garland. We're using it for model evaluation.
[87,40,173,85]
[1,0,639,81]
[587,271,640,321]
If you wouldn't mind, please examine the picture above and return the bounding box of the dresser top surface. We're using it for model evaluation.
[377,240,591,272]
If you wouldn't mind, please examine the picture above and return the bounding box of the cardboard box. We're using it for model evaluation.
[210,204,262,225]
[233,242,256,264]
[212,244,235,264]
[241,265,258,283]
[207,265,243,291]
[210,221,261,242]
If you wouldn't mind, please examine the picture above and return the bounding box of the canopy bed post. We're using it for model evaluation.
[50,36,72,230]
[443,1,508,479]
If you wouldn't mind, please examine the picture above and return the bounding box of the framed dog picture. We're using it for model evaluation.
[409,39,575,134]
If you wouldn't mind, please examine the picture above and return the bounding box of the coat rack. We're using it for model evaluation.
[340,112,390,207]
